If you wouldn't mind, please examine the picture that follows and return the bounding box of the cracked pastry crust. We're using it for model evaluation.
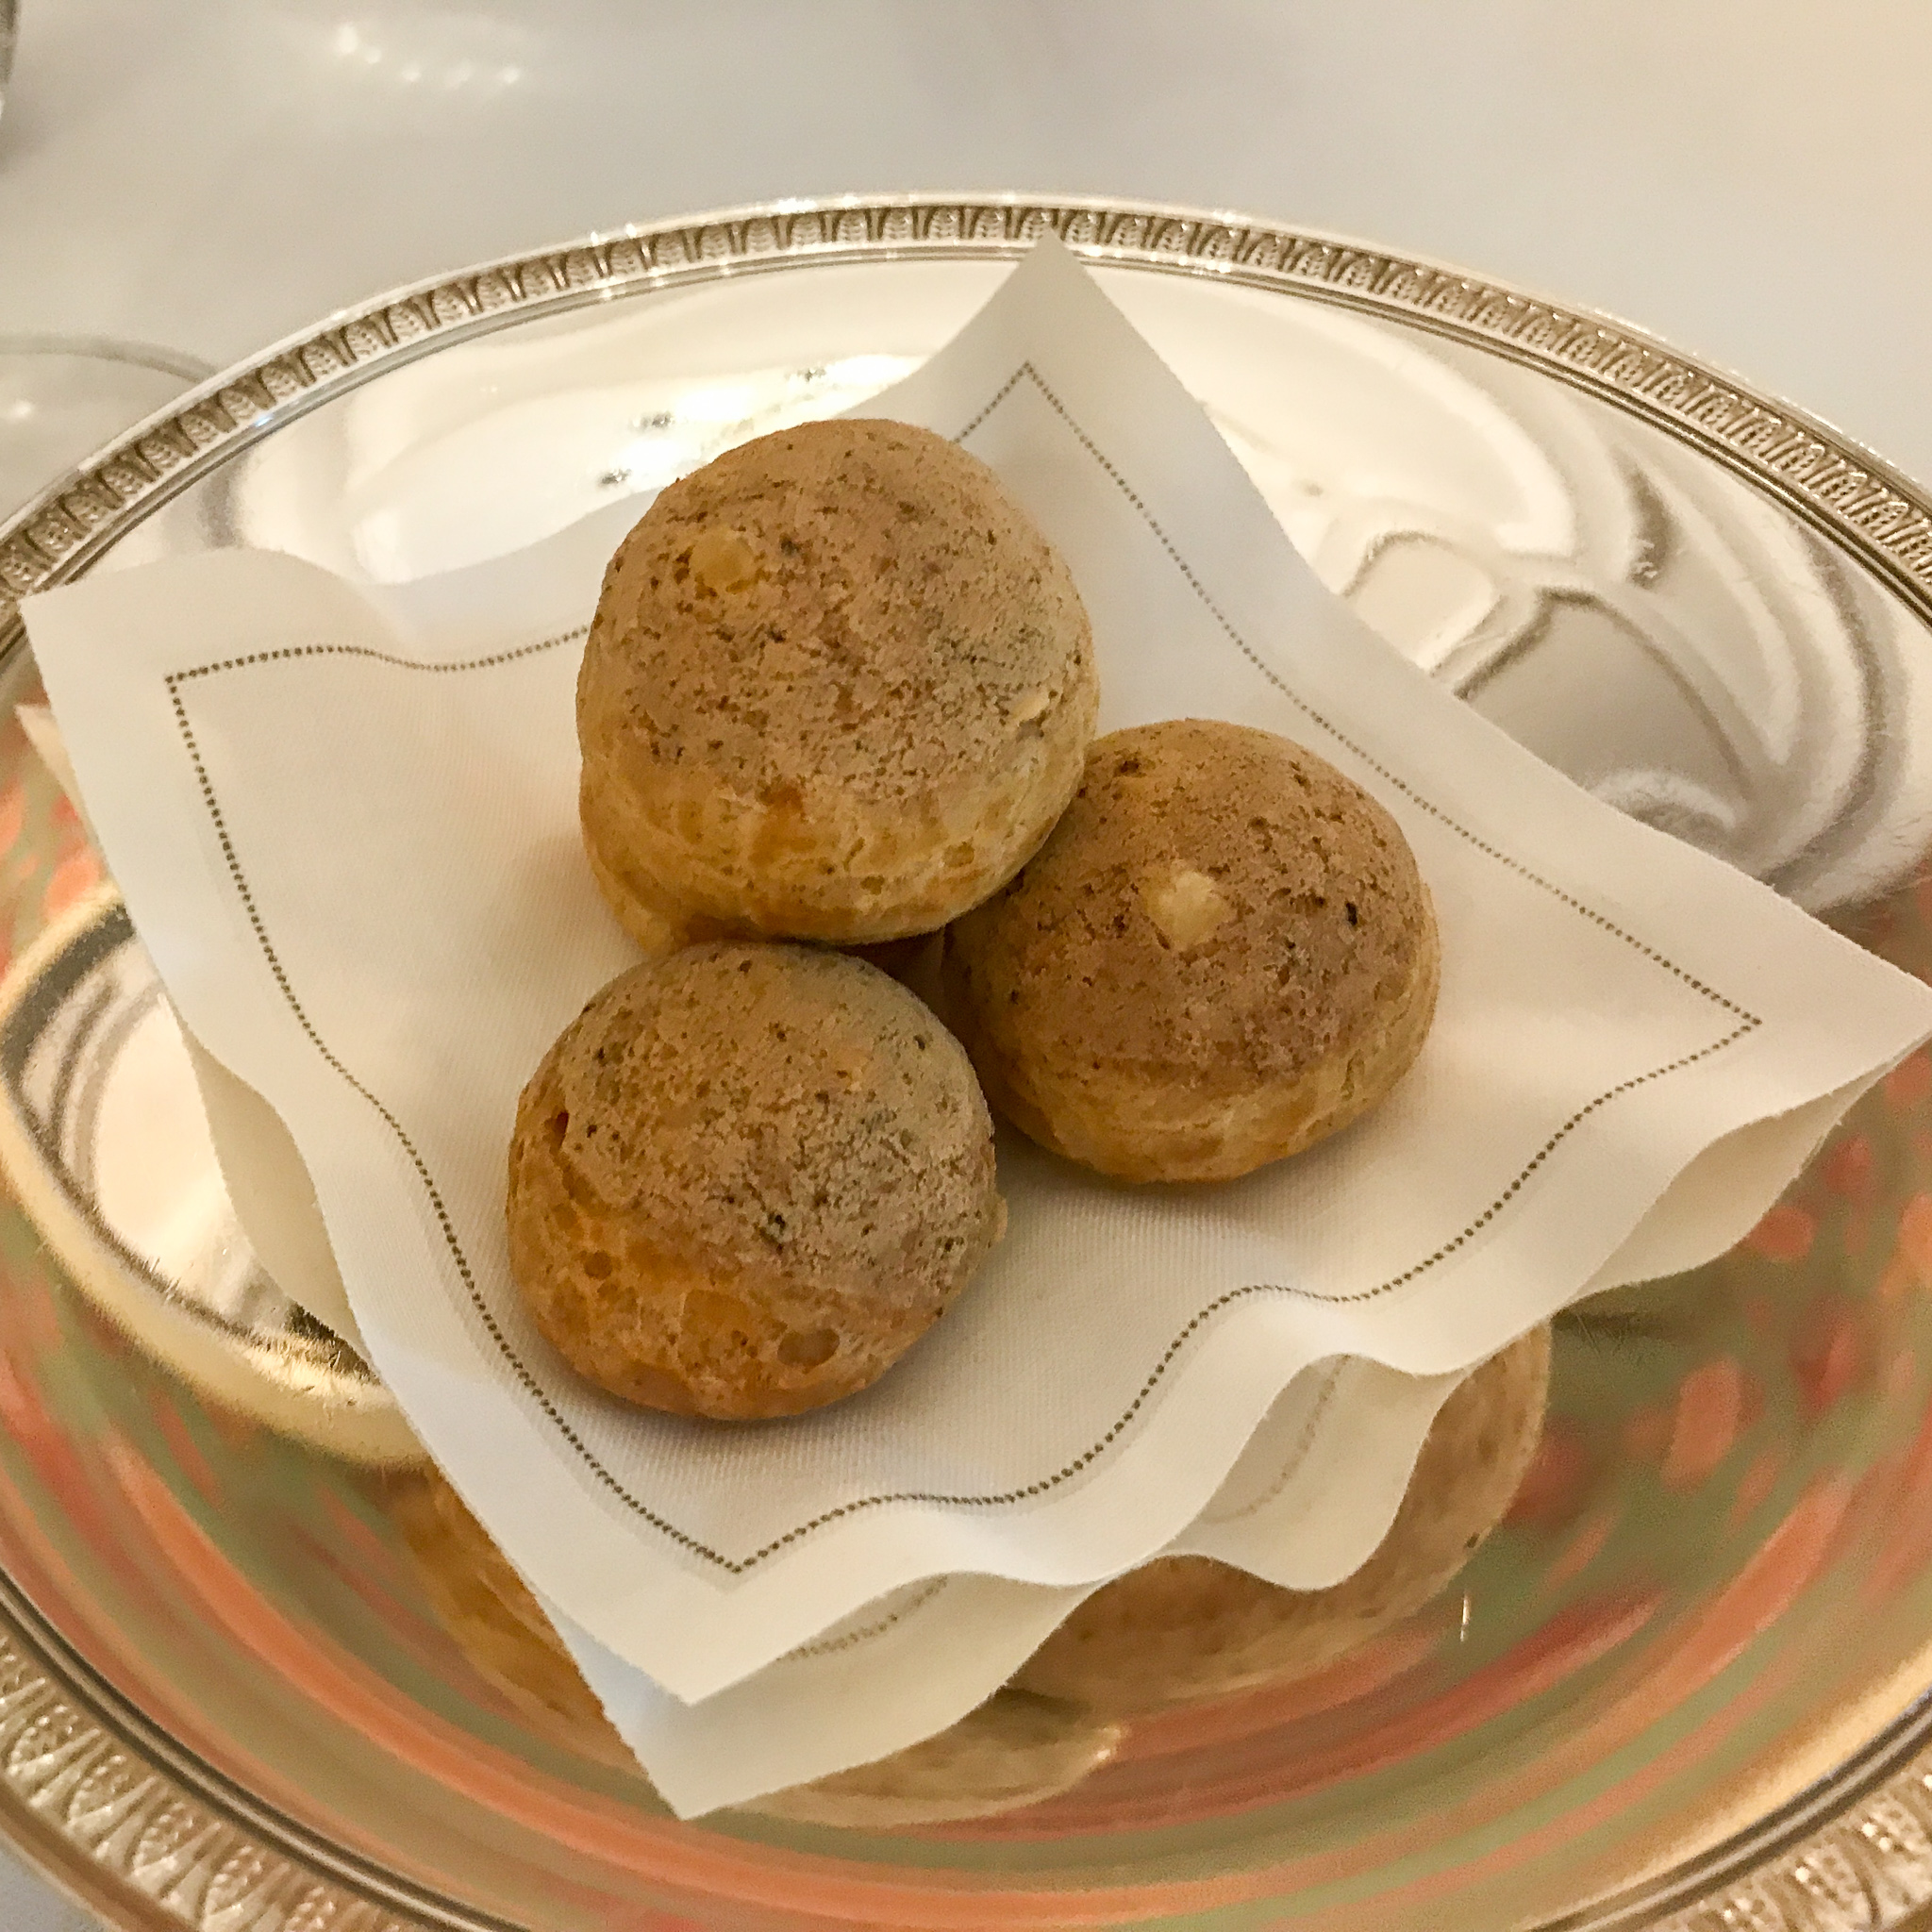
[577,417,1098,950]
[944,717,1441,1183]
[506,942,1005,1419]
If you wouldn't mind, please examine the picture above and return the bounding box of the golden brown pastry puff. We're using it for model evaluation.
[577,419,1099,951]
[944,717,1440,1183]
[391,1465,1122,1824]
[1008,1324,1550,1715]
[506,942,1004,1420]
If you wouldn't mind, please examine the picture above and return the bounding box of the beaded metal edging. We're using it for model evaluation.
[6,195,1930,642]
[0,1620,422,1931]
[2,194,1931,1931]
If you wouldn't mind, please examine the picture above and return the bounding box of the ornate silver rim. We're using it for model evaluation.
[2,192,1931,1932]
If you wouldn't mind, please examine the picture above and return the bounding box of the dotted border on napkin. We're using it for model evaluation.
[160,365,1761,1574]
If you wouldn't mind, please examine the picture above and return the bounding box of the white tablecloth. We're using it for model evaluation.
[5,1,1930,1922]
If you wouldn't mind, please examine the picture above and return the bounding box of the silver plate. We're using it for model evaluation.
[3,195,1932,1931]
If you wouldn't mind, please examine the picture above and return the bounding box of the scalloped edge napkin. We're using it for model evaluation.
[22,238,1932,1812]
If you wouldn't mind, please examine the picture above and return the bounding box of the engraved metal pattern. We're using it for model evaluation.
[7,196,1932,644]
[0,1625,421,1929]
[1647,1769,1932,1932]
[5,193,1932,1929]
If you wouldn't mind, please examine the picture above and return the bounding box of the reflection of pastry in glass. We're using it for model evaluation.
[945,718,1440,1183]
[1010,1325,1550,1714]
[577,418,1098,951]
[506,943,1004,1420]
[391,1465,1122,1824]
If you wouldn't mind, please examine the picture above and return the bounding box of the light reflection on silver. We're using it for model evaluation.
[184,349,921,582]
[158,303,1932,917]
[1212,319,1932,912]
[596,357,922,494]
[0,890,417,1462]
[5,201,1932,1932]
[14,911,287,1333]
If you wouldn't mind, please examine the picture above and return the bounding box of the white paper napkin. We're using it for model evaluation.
[23,238,1932,1813]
